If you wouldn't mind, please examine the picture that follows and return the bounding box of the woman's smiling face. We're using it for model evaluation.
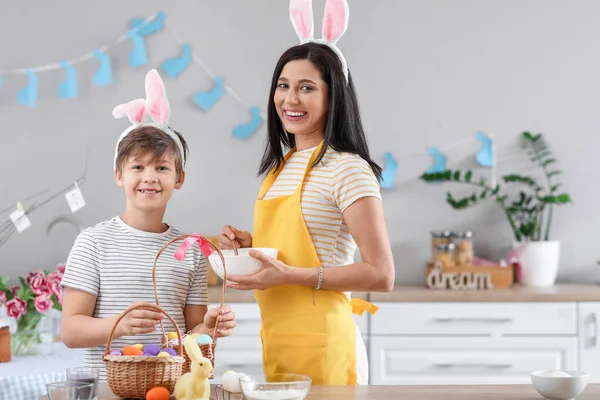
[274,59,329,140]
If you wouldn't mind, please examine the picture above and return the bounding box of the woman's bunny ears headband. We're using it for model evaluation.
[289,0,350,82]
[111,69,185,170]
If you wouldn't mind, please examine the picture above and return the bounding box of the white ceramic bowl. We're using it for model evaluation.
[208,248,278,283]
[531,370,588,400]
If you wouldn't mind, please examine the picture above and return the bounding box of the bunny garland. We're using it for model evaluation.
[289,0,350,81]
[111,69,185,170]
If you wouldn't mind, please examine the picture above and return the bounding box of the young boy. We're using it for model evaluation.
[60,69,236,380]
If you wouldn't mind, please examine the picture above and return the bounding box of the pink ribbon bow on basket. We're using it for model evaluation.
[174,234,214,260]
[172,234,226,345]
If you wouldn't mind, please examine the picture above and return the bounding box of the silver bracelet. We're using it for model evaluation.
[315,266,324,290]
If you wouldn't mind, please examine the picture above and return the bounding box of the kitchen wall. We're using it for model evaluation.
[1,0,598,284]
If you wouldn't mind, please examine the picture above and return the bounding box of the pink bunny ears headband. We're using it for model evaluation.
[112,69,185,170]
[289,0,350,82]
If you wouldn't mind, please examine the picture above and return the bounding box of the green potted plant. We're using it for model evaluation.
[420,131,572,287]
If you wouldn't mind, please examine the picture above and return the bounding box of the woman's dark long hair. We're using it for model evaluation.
[258,42,382,181]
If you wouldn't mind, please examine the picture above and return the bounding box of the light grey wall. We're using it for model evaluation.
[1,1,598,284]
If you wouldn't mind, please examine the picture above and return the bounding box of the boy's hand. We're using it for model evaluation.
[115,302,164,338]
[203,304,237,337]
[219,225,252,249]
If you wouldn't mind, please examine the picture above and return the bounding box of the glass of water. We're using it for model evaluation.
[46,381,94,400]
[66,367,99,400]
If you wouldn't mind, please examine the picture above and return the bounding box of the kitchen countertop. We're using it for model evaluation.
[209,283,600,303]
[370,283,600,302]
[208,286,369,303]
[39,383,600,399]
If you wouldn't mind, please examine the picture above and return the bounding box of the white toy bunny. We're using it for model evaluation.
[174,335,213,400]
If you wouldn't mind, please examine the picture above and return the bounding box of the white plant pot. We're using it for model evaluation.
[514,241,561,287]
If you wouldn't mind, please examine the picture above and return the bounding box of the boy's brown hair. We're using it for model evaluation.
[115,126,189,178]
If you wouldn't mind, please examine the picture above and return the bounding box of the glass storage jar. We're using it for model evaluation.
[433,243,456,268]
[452,231,474,266]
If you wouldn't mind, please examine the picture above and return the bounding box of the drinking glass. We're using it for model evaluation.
[66,367,99,400]
[46,381,94,400]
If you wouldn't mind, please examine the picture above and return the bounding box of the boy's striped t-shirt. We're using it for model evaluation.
[60,216,209,380]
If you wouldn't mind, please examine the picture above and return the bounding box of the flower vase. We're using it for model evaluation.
[11,315,54,356]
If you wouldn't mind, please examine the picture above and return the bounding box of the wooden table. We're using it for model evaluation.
[39,382,600,399]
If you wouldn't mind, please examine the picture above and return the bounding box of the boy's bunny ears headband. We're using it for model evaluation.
[111,69,185,170]
[289,0,350,82]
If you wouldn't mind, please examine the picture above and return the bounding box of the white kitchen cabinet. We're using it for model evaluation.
[220,299,600,386]
[371,302,577,336]
[370,336,578,385]
[578,302,600,383]
[369,301,584,385]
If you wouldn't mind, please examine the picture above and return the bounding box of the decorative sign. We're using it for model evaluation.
[426,263,495,290]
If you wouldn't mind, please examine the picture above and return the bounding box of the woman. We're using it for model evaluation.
[219,0,395,385]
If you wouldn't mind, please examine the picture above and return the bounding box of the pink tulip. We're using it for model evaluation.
[6,297,27,320]
[29,272,50,296]
[46,271,63,300]
[34,294,52,314]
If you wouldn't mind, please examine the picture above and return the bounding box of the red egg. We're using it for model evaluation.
[146,386,170,400]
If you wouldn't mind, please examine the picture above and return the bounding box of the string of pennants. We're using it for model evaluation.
[0,12,265,140]
[379,131,496,190]
[0,11,495,189]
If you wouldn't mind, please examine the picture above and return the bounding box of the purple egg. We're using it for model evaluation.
[110,350,122,356]
[143,344,160,356]
[163,347,177,356]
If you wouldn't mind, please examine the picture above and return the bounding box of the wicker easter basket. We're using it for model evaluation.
[103,303,185,399]
[152,234,227,377]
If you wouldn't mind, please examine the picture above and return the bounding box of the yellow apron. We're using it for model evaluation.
[252,142,379,385]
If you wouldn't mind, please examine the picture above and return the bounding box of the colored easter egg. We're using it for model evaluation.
[143,344,160,356]
[122,345,144,356]
[196,334,213,345]
[167,332,178,341]
[157,351,171,357]
[163,347,177,356]
[191,333,200,338]
[110,350,122,356]
[146,386,170,400]
[133,343,144,350]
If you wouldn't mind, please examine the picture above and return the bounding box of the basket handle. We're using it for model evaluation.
[103,303,183,357]
[152,234,227,343]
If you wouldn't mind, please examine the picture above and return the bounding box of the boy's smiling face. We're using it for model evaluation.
[115,151,184,213]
